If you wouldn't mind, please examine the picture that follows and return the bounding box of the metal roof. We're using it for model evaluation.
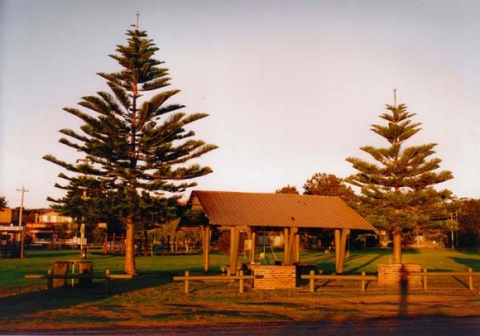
[189,190,376,231]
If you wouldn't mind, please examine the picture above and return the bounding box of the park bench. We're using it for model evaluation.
[173,270,257,294]
[25,269,132,295]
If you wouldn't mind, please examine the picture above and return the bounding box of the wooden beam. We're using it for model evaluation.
[202,225,211,274]
[229,226,240,275]
[283,228,290,265]
[294,231,300,263]
[248,229,257,263]
[284,227,298,265]
[336,229,350,274]
[334,229,341,272]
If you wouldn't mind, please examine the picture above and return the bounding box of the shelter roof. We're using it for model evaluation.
[189,190,376,231]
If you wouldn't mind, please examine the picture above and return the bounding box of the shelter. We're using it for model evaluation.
[187,190,376,274]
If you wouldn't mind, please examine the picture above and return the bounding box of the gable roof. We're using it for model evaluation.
[189,190,376,231]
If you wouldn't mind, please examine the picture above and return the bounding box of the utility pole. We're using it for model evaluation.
[16,186,29,258]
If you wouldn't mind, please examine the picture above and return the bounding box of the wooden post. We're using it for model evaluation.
[105,269,111,295]
[239,270,244,293]
[423,268,428,291]
[468,268,473,291]
[249,230,257,263]
[283,228,290,265]
[184,271,190,294]
[202,225,211,274]
[229,227,240,275]
[361,271,366,292]
[294,230,300,263]
[334,229,341,272]
[47,269,53,292]
[309,270,315,293]
[335,229,350,274]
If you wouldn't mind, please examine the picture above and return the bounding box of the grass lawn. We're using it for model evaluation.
[1,247,480,333]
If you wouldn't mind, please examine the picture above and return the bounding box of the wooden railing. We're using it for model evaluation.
[301,271,378,292]
[415,267,480,291]
[173,270,256,294]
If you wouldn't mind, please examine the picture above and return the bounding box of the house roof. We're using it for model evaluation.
[189,190,376,231]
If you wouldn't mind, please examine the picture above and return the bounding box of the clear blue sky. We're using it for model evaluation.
[1,0,480,208]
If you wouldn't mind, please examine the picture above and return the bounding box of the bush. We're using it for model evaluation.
[216,232,245,254]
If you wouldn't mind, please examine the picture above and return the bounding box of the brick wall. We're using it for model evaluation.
[250,264,296,289]
[378,263,422,286]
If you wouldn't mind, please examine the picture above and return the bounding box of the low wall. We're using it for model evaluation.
[378,263,422,286]
[250,264,296,289]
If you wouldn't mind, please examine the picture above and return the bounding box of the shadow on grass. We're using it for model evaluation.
[450,257,480,271]
[0,271,176,323]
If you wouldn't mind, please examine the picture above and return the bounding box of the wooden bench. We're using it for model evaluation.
[173,270,256,294]
[25,269,132,295]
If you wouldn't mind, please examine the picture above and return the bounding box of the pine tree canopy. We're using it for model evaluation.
[345,103,454,233]
[44,28,218,200]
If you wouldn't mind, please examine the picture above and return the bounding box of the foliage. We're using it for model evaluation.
[303,173,355,202]
[457,198,480,247]
[275,185,300,194]
[345,102,454,262]
[43,26,217,274]
[216,231,245,255]
[0,196,7,209]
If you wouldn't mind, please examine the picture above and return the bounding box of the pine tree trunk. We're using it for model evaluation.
[392,232,402,264]
[124,214,137,275]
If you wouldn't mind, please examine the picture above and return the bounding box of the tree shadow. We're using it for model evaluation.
[0,272,174,323]
[450,257,480,270]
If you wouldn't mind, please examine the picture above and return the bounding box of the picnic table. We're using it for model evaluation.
[25,260,132,295]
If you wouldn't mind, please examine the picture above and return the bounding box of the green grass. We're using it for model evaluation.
[1,247,480,332]
[1,247,479,288]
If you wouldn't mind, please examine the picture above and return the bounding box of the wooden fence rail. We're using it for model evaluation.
[173,270,256,294]
[301,268,480,292]
[413,267,480,291]
[301,271,378,292]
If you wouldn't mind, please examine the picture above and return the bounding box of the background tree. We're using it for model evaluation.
[44,26,217,275]
[275,185,299,194]
[0,196,7,210]
[346,101,454,264]
[303,173,355,202]
[457,198,480,248]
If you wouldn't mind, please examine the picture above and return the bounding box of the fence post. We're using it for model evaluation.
[105,269,111,295]
[309,270,315,293]
[423,268,428,291]
[239,270,244,293]
[468,268,473,291]
[184,271,190,294]
[361,272,366,292]
[47,269,53,292]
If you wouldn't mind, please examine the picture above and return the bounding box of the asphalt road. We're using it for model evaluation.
[14,316,480,336]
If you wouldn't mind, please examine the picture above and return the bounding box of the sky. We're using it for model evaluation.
[1,0,480,208]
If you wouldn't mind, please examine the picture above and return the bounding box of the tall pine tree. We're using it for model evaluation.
[345,100,453,263]
[44,26,217,275]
